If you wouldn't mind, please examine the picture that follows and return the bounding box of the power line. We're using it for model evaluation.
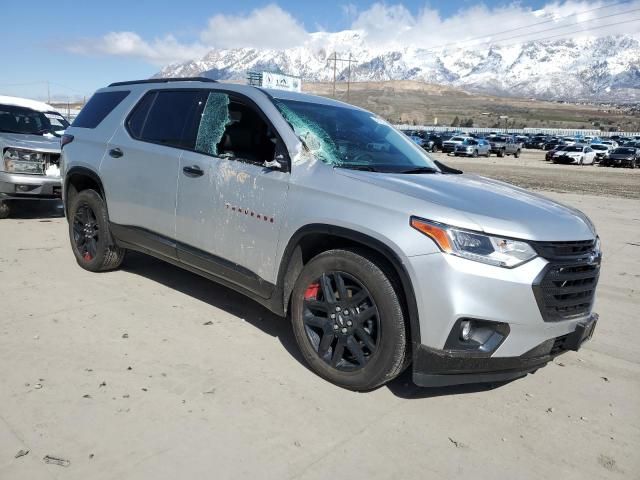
[427,0,633,51]
[481,16,640,49]
[456,6,640,49]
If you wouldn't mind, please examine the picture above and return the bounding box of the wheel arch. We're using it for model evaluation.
[64,167,106,219]
[277,224,422,355]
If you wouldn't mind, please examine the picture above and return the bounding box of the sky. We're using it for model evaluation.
[1,0,638,101]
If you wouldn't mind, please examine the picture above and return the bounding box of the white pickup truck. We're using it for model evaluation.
[0,95,68,218]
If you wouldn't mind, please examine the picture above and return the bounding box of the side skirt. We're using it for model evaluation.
[110,223,285,316]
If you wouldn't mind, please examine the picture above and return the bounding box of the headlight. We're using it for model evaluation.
[410,217,537,268]
[3,148,45,174]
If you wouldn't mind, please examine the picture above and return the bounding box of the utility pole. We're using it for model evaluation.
[328,52,358,99]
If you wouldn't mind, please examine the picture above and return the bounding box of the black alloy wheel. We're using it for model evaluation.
[290,249,407,390]
[72,203,99,262]
[302,271,380,371]
[68,189,125,272]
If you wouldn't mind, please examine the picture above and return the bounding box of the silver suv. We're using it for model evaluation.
[61,78,600,391]
[1,96,68,218]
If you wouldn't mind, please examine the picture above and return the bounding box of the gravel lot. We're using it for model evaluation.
[435,150,640,199]
[1,152,639,479]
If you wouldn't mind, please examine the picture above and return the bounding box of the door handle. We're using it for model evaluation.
[183,165,204,177]
[109,148,123,158]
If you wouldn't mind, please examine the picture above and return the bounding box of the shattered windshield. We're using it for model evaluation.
[0,104,69,136]
[273,99,439,173]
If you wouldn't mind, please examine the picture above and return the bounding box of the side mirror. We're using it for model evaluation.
[263,141,290,171]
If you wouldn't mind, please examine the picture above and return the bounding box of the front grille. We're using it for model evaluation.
[532,240,600,322]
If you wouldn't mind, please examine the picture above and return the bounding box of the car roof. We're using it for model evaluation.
[102,78,363,111]
[0,94,56,113]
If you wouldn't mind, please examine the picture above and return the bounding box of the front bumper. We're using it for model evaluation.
[405,246,599,387]
[413,314,597,387]
[0,171,62,200]
[442,144,458,153]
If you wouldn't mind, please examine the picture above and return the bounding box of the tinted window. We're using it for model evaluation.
[73,91,129,128]
[127,92,156,139]
[137,90,206,149]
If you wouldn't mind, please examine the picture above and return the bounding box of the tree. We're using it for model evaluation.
[451,116,460,127]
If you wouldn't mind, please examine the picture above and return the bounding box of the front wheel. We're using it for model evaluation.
[514,149,521,158]
[0,201,9,219]
[290,249,407,391]
[68,189,126,272]
[472,150,478,158]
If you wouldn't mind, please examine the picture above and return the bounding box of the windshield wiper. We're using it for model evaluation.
[397,167,439,174]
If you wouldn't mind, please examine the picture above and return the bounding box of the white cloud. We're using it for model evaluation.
[350,1,640,51]
[68,1,640,65]
[69,32,208,65]
[200,4,308,49]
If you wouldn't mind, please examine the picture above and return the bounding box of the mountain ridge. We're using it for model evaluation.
[155,31,640,102]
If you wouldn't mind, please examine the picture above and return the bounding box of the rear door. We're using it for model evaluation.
[175,91,290,294]
[101,89,206,251]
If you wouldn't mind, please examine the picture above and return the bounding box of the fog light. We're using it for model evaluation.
[460,320,472,341]
[17,185,30,192]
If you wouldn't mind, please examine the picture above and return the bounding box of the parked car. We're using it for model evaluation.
[552,145,596,165]
[525,135,547,149]
[489,135,521,157]
[424,134,445,152]
[454,138,490,157]
[0,95,68,218]
[546,145,567,161]
[543,138,566,151]
[61,78,601,391]
[600,147,638,168]
[589,143,610,162]
[600,140,618,149]
[441,135,471,153]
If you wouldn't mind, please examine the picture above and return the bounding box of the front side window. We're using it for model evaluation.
[273,99,438,173]
[195,92,278,165]
[0,104,70,136]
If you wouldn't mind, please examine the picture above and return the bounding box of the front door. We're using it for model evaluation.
[176,91,290,296]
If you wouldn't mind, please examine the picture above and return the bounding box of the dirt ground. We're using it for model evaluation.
[0,151,639,479]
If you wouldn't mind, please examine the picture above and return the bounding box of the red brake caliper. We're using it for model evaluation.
[304,283,320,300]
[83,252,92,261]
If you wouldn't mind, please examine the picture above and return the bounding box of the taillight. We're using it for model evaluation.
[61,134,74,149]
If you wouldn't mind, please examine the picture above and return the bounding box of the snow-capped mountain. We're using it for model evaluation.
[156,31,640,102]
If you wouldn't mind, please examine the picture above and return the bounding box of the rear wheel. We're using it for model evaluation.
[68,189,125,272]
[498,149,505,158]
[291,249,407,391]
[472,150,478,158]
[514,149,521,158]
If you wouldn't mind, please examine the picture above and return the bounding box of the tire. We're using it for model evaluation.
[431,145,438,153]
[472,150,478,158]
[0,201,9,219]
[68,189,125,272]
[514,149,521,158]
[497,149,505,158]
[290,249,407,391]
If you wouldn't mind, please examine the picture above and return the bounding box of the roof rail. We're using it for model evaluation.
[108,77,218,87]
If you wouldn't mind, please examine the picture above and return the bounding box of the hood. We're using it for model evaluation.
[609,153,634,159]
[336,170,596,241]
[0,132,61,153]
